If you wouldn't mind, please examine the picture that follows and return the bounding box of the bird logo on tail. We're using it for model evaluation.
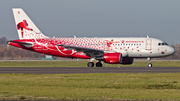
[17,20,33,38]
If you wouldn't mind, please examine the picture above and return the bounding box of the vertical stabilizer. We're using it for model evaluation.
[12,8,48,39]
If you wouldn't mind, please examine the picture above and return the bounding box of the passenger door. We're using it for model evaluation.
[146,39,152,50]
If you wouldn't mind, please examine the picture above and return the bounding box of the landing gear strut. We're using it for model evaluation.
[87,58,95,67]
[87,57,103,67]
[87,61,103,67]
[96,61,103,67]
[147,57,152,67]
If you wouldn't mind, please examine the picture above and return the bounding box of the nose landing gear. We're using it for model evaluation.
[147,57,152,67]
[148,63,152,67]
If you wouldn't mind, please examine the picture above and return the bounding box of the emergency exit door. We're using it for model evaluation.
[146,39,152,50]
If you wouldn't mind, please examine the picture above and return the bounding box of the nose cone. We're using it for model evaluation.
[168,46,176,55]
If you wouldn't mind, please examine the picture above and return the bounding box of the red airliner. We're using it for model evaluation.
[8,8,175,67]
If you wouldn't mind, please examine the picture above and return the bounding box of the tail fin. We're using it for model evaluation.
[12,8,48,39]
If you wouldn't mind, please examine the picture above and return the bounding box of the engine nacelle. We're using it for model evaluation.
[121,57,134,64]
[103,53,134,64]
[103,53,122,64]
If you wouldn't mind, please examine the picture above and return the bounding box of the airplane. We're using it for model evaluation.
[8,8,176,67]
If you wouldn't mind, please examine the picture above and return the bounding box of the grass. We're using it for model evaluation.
[0,60,180,100]
[0,60,180,67]
[0,73,180,100]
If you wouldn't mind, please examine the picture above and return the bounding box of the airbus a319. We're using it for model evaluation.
[8,8,176,67]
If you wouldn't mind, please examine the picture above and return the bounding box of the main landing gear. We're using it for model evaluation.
[147,57,152,67]
[96,61,103,67]
[87,61,103,67]
[87,62,94,67]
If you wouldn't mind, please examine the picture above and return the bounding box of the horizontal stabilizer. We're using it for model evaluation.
[7,40,33,48]
[7,40,33,45]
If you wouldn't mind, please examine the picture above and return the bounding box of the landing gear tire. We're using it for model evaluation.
[96,62,103,67]
[148,63,152,67]
[87,62,94,67]
[147,57,152,67]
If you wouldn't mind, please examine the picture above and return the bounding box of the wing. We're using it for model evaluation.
[57,44,104,57]
[57,44,103,52]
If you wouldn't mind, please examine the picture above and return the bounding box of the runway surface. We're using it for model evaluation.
[0,67,180,74]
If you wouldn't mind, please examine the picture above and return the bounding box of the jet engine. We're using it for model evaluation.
[102,53,134,64]
[103,53,122,64]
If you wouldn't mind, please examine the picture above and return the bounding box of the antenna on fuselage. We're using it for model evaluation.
[74,35,76,38]
[147,35,149,38]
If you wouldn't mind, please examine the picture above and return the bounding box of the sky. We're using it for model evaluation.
[0,0,180,44]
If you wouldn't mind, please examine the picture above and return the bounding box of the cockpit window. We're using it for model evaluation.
[164,43,168,45]
[158,42,168,46]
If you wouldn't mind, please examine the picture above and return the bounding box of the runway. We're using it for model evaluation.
[0,67,180,74]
